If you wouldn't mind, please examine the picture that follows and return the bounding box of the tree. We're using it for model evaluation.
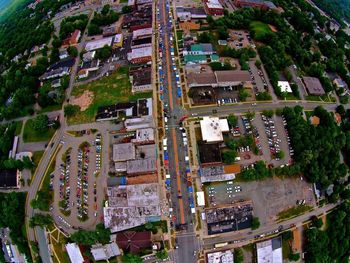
[67,46,78,57]
[234,248,243,263]
[282,230,293,241]
[88,23,102,36]
[31,115,49,133]
[222,150,237,164]
[227,114,238,127]
[96,45,112,60]
[64,104,80,117]
[70,223,111,245]
[50,48,60,63]
[226,140,237,150]
[101,4,111,15]
[245,111,255,120]
[311,215,323,228]
[255,59,262,69]
[22,156,34,169]
[156,249,168,260]
[197,32,212,43]
[122,6,133,14]
[275,151,285,159]
[289,253,300,261]
[29,214,53,228]
[262,110,273,118]
[251,216,260,230]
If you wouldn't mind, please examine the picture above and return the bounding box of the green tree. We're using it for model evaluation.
[101,4,111,15]
[22,156,34,169]
[31,115,49,133]
[96,45,112,60]
[289,253,300,261]
[156,249,168,260]
[29,214,53,228]
[262,110,274,118]
[275,151,285,159]
[122,6,133,14]
[227,114,238,127]
[88,23,102,36]
[64,104,80,117]
[234,248,243,263]
[282,230,293,241]
[222,150,237,164]
[67,46,78,57]
[251,216,260,230]
[255,59,262,69]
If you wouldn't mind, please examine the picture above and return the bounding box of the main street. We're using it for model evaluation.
[158,0,199,262]
[25,7,97,261]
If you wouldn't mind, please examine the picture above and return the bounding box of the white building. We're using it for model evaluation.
[200,116,229,142]
[196,191,205,206]
[91,243,121,261]
[277,81,292,93]
[207,250,234,263]
[85,36,113,51]
[257,237,283,263]
[66,243,84,263]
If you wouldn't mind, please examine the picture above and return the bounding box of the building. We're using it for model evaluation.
[0,169,18,188]
[183,43,215,56]
[176,7,207,21]
[198,143,222,165]
[206,201,253,235]
[206,250,234,263]
[82,51,96,62]
[333,77,347,89]
[200,116,229,142]
[233,0,277,10]
[200,164,240,182]
[131,128,155,145]
[127,158,157,175]
[65,243,84,263]
[103,23,120,37]
[130,67,152,92]
[85,36,114,51]
[132,27,153,40]
[113,143,136,162]
[62,29,81,48]
[116,231,152,253]
[277,81,292,93]
[187,70,251,87]
[131,37,152,49]
[104,184,161,232]
[127,46,152,64]
[113,34,123,48]
[203,0,224,16]
[124,116,155,131]
[303,77,325,95]
[256,237,283,263]
[196,191,205,206]
[90,243,120,261]
[184,55,208,65]
[40,67,70,81]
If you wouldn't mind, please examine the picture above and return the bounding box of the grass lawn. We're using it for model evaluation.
[68,67,152,125]
[119,0,128,2]
[23,119,56,143]
[38,104,62,114]
[282,239,292,259]
[250,21,273,40]
[31,151,44,174]
[15,121,23,136]
[277,205,313,221]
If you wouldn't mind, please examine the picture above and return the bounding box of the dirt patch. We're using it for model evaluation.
[70,90,94,111]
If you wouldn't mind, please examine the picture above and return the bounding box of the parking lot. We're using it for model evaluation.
[204,177,316,226]
[248,60,268,94]
[53,129,106,231]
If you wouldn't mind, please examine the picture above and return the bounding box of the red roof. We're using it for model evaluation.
[116,231,152,254]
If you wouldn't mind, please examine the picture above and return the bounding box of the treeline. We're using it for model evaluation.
[88,5,120,36]
[312,0,350,25]
[0,192,31,262]
[304,202,350,262]
[283,106,349,200]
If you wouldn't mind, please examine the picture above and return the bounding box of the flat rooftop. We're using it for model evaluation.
[257,237,283,263]
[113,143,136,162]
[200,116,229,142]
[207,250,234,263]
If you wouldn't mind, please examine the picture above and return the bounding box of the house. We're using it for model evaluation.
[65,243,84,263]
[127,46,152,64]
[0,169,18,188]
[233,0,277,10]
[40,67,70,81]
[256,237,283,263]
[203,0,224,16]
[303,77,325,95]
[333,77,347,89]
[277,81,292,93]
[59,49,69,60]
[62,29,81,48]
[116,231,152,253]
[51,79,61,88]
[200,116,229,142]
[90,243,120,261]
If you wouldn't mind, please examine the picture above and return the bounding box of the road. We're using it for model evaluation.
[25,7,97,258]
[158,0,199,262]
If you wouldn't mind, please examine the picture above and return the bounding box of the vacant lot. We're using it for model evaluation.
[68,67,152,125]
[23,119,55,143]
[250,21,272,40]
